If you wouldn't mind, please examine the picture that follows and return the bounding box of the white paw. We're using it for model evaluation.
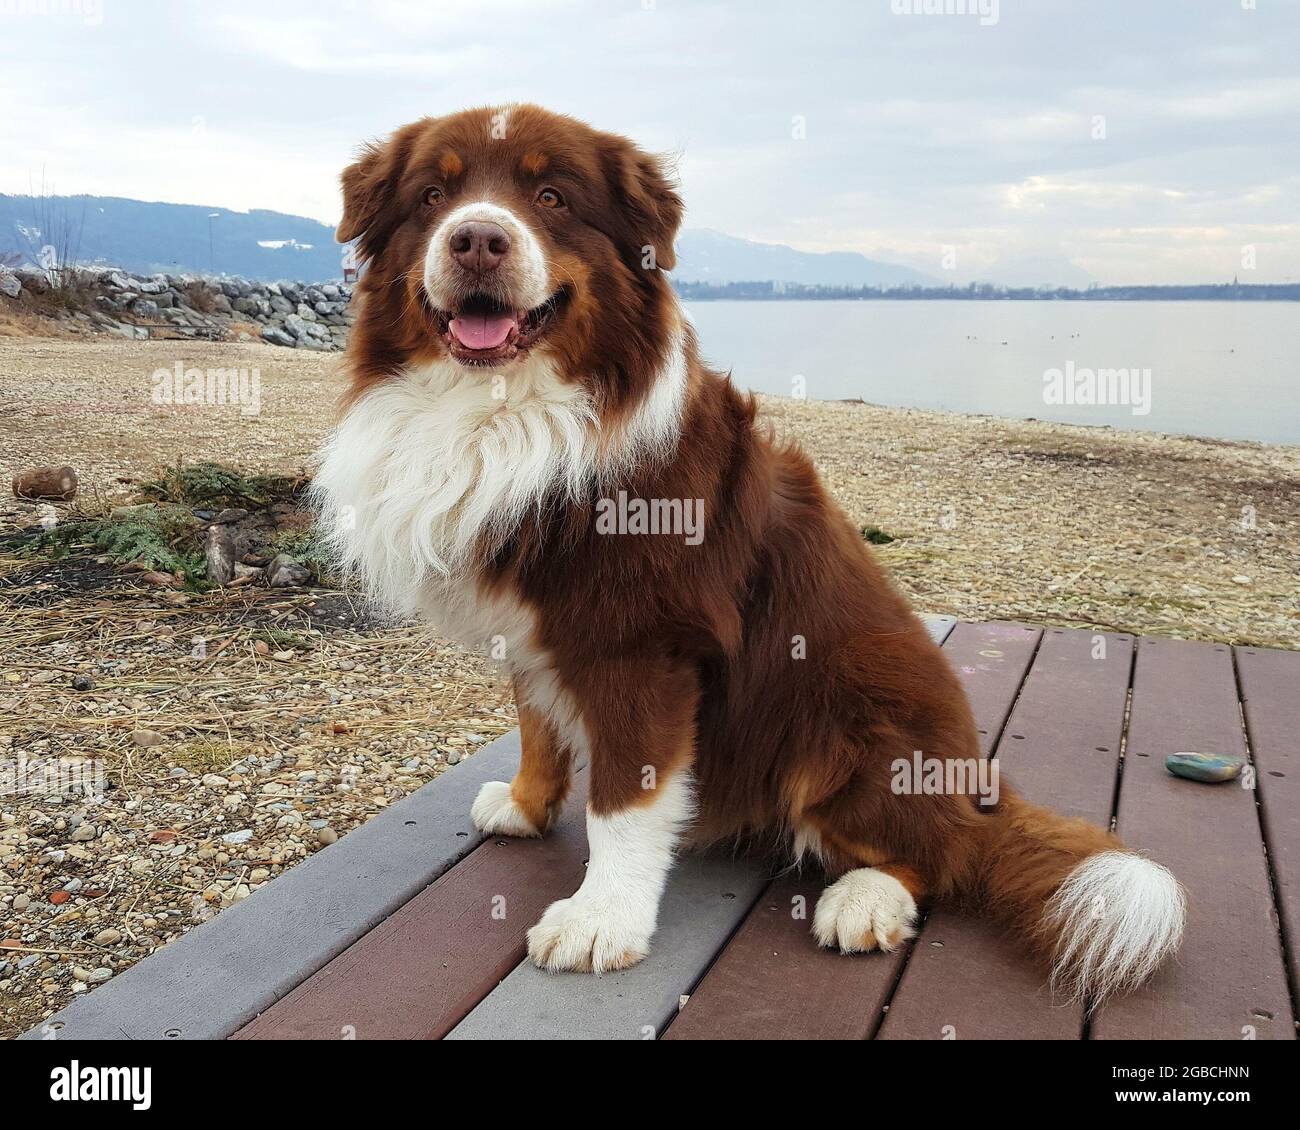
[470,781,541,838]
[813,868,918,953]
[526,895,653,974]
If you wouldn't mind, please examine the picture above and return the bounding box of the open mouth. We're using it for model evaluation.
[433,290,568,366]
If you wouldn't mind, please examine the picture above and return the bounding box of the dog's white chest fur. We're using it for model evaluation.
[311,355,596,630]
[312,331,687,657]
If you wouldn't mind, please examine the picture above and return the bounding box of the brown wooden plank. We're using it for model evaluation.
[939,620,1044,755]
[1235,645,1300,995]
[662,872,893,1041]
[664,621,1041,1040]
[879,627,1133,1040]
[232,778,590,1040]
[1092,637,1294,1040]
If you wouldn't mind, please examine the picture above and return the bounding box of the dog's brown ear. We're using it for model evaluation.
[337,138,403,259]
[604,141,683,273]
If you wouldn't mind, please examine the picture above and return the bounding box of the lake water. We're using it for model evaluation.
[681,300,1300,446]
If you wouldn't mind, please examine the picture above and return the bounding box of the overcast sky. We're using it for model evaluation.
[3,0,1298,284]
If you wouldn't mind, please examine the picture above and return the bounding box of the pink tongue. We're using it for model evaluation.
[449,312,515,350]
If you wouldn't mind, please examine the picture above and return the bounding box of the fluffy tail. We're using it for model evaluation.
[972,790,1185,1004]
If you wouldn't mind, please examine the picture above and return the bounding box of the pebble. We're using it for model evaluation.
[221,828,253,845]
[131,729,165,748]
[317,826,338,845]
[201,774,230,788]
[69,824,97,842]
[71,674,94,691]
[93,928,122,945]
[1166,751,1245,783]
[13,894,30,911]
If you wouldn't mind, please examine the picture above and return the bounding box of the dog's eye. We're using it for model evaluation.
[423,187,446,207]
[536,187,565,209]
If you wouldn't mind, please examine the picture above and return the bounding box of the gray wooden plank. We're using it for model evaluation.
[1235,645,1300,997]
[446,850,770,1040]
[21,732,523,1041]
[880,627,1134,1040]
[1091,637,1293,1040]
[920,613,957,645]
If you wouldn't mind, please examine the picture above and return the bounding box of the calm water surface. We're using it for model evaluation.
[681,300,1300,445]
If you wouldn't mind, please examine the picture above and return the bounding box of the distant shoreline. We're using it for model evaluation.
[674,282,1300,302]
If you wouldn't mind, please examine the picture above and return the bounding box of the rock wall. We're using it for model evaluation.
[0,265,355,351]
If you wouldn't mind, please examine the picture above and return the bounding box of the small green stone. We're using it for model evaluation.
[1166,752,1245,783]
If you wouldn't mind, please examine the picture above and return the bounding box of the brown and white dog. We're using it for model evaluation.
[313,104,1184,1000]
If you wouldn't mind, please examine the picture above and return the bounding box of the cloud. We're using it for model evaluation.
[0,0,1296,284]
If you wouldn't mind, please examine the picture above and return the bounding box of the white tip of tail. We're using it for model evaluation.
[1045,850,1185,1004]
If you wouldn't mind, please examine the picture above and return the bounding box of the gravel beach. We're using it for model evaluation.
[1,336,1296,1037]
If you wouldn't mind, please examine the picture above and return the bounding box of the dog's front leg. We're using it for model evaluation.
[527,659,697,974]
[471,677,574,838]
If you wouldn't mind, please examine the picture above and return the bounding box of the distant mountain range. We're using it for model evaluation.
[0,194,343,281]
[0,193,936,287]
[672,229,937,287]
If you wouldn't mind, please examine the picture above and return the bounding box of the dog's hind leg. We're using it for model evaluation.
[813,862,925,954]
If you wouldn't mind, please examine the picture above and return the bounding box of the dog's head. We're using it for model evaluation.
[338,104,683,390]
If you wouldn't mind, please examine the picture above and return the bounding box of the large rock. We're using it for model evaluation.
[0,269,21,299]
[261,326,296,347]
[131,298,159,319]
[295,302,318,322]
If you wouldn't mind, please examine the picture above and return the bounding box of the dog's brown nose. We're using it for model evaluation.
[449,221,511,272]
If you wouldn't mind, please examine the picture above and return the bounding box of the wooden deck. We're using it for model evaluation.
[24,617,1299,1041]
